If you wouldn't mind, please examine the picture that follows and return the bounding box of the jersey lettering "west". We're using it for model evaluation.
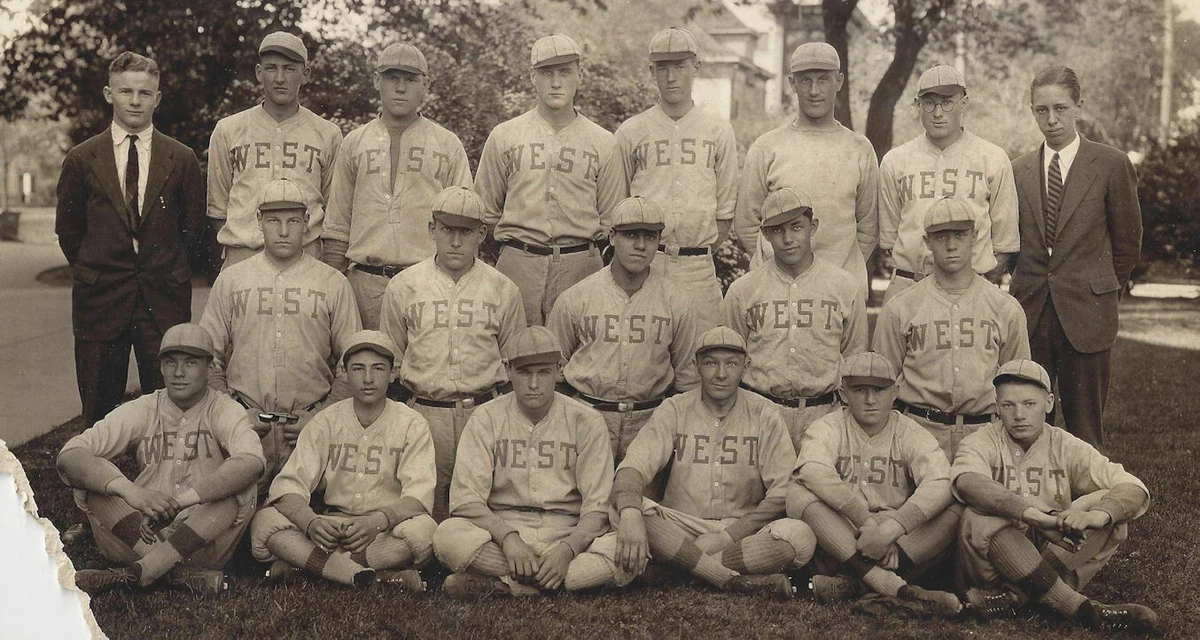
[141,429,222,465]
[501,144,601,177]
[227,141,324,174]
[672,434,759,467]
[491,439,579,470]
[401,299,503,332]
[324,443,408,477]
[577,313,672,344]
[903,318,1003,353]
[226,287,333,319]
[630,138,718,171]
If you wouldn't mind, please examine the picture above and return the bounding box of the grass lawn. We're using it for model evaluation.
[13,336,1200,639]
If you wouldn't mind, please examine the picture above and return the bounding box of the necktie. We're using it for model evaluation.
[1045,152,1062,247]
[126,133,140,230]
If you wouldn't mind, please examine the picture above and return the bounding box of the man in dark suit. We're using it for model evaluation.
[55,51,207,427]
[1009,66,1142,447]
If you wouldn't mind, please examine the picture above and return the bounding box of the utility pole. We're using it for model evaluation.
[1161,0,1174,139]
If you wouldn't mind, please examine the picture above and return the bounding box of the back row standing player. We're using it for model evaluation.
[734,42,878,299]
[878,64,1018,303]
[476,34,616,326]
[322,43,472,329]
[208,32,343,268]
[599,26,738,332]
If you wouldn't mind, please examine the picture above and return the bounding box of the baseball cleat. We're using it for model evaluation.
[352,568,376,588]
[725,574,795,599]
[61,523,90,545]
[442,573,510,599]
[810,574,864,603]
[263,560,302,585]
[897,585,962,617]
[1080,600,1160,634]
[73,567,138,594]
[965,587,1020,620]
[375,569,427,592]
[165,568,228,596]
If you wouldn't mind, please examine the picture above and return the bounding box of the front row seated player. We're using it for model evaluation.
[612,326,816,599]
[952,359,1159,633]
[250,330,437,589]
[787,351,962,617]
[433,326,633,597]
[57,323,265,596]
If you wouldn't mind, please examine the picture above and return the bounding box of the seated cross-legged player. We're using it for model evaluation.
[611,326,815,599]
[57,323,265,596]
[250,330,437,589]
[952,359,1158,633]
[788,351,961,617]
[433,326,633,597]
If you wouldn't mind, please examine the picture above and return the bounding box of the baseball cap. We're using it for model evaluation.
[648,27,698,62]
[503,326,564,369]
[258,178,308,214]
[840,352,896,388]
[377,42,427,75]
[923,197,975,233]
[761,187,815,228]
[342,330,399,365]
[917,64,966,96]
[695,325,747,358]
[259,31,308,64]
[993,359,1052,392]
[789,42,840,74]
[430,186,486,229]
[159,323,215,359]
[609,196,665,232]
[531,33,582,69]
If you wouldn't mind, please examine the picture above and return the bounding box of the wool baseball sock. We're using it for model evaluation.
[987,527,1087,617]
[643,515,737,588]
[356,535,415,570]
[564,553,618,591]
[466,542,510,577]
[802,501,906,595]
[722,535,796,574]
[265,529,370,586]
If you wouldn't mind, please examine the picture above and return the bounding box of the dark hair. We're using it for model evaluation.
[109,51,160,80]
[1030,66,1081,103]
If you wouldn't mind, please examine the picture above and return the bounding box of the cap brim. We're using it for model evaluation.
[993,373,1050,392]
[842,375,894,388]
[613,222,664,232]
[432,211,484,228]
[259,200,307,212]
[649,51,696,62]
[260,45,306,63]
[696,344,746,357]
[790,62,839,73]
[159,345,213,358]
[532,54,580,69]
[918,84,965,96]
[508,352,563,369]
[762,207,813,228]
[926,221,974,233]
[378,64,426,75]
[343,342,395,365]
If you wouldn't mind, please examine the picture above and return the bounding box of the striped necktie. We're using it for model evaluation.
[1044,152,1062,247]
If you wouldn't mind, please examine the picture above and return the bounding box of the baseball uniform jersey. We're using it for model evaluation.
[722,256,868,399]
[265,398,436,520]
[207,104,343,250]
[617,388,795,522]
[734,122,879,289]
[378,256,526,399]
[794,407,951,532]
[323,115,472,268]
[874,274,1030,416]
[547,266,700,402]
[879,130,1019,276]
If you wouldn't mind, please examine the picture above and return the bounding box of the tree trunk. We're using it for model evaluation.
[865,28,926,158]
[823,0,857,129]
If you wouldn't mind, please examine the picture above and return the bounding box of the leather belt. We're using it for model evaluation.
[413,383,512,409]
[739,383,836,409]
[575,391,665,413]
[232,391,324,417]
[896,400,991,425]
[354,263,407,278]
[504,239,594,256]
[894,269,926,282]
[658,244,710,257]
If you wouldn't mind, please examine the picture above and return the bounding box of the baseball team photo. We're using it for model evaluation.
[1,0,1199,637]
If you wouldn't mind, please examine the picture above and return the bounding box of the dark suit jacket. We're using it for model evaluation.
[55,127,206,341]
[1009,136,1142,354]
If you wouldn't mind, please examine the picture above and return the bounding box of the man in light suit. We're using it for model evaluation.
[55,51,207,427]
[1008,66,1142,447]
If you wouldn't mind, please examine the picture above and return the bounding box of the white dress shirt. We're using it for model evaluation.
[111,122,153,216]
[1041,133,1080,196]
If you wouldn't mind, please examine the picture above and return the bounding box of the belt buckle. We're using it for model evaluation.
[618,401,632,412]
[461,397,476,409]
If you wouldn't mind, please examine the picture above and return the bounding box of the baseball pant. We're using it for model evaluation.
[345,267,396,330]
[74,293,164,428]
[251,507,437,583]
[778,401,838,455]
[221,239,322,270]
[905,412,988,462]
[650,251,721,332]
[433,511,632,591]
[956,490,1127,593]
[240,398,326,499]
[79,491,246,584]
[410,402,477,521]
[496,244,603,325]
[597,407,656,465]
[1029,298,1111,448]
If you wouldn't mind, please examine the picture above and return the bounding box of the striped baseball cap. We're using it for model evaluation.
[159,323,215,359]
[259,31,308,64]
[993,359,1052,392]
[531,34,582,69]
[503,326,563,369]
[431,186,486,228]
[695,326,747,357]
[923,196,975,233]
[917,64,966,96]
[840,352,896,388]
[342,330,399,365]
[761,187,815,228]
[649,27,698,61]
[377,43,427,75]
[789,42,840,73]
[609,196,665,231]
[258,178,308,214]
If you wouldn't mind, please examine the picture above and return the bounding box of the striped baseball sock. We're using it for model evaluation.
[722,534,796,574]
[643,515,737,588]
[265,530,371,586]
[355,535,415,570]
[802,502,905,596]
[564,553,617,591]
[466,542,510,577]
[84,494,155,556]
[987,527,1087,617]
[135,501,237,585]
[896,505,961,566]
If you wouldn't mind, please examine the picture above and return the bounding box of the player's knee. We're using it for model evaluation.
[249,506,297,563]
[785,482,819,520]
[393,514,438,567]
[431,517,489,572]
[959,506,1015,554]
[768,518,817,566]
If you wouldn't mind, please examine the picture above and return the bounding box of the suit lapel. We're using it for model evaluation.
[88,129,134,234]
[142,131,174,223]
[1017,147,1047,242]
[1055,138,1099,234]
